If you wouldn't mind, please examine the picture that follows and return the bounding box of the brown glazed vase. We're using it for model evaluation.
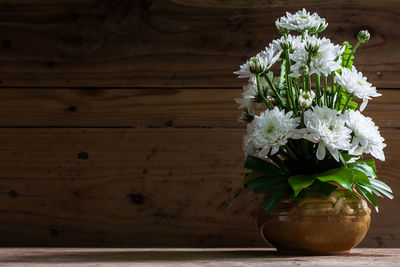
[257,189,371,255]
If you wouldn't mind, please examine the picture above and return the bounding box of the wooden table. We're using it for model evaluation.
[0,248,398,266]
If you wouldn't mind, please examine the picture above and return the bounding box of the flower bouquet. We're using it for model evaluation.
[233,9,393,254]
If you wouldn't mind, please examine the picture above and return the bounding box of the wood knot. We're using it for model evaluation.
[128,193,144,205]
[65,105,77,112]
[2,40,11,49]
[8,190,18,199]
[57,27,103,57]
[50,228,59,237]
[46,61,55,68]
[77,151,89,160]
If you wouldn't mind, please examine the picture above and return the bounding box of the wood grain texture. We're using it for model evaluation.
[0,128,398,247]
[0,88,397,127]
[0,248,399,266]
[0,0,399,248]
[0,0,398,87]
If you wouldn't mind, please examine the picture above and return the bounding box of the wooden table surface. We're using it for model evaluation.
[0,248,398,267]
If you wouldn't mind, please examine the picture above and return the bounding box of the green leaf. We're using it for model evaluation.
[341,41,354,69]
[292,189,308,200]
[370,179,392,193]
[316,168,354,191]
[338,152,348,168]
[242,171,267,184]
[339,97,358,110]
[262,183,290,214]
[365,160,377,173]
[270,154,290,174]
[356,183,379,212]
[369,179,394,199]
[288,174,316,197]
[309,180,337,196]
[340,152,361,163]
[370,187,383,198]
[371,185,394,200]
[352,169,370,184]
[247,176,287,194]
[244,155,283,176]
[348,161,376,178]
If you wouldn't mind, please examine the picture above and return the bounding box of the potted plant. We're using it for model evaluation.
[233,9,393,255]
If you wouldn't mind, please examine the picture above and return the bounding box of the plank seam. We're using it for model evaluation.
[0,126,398,130]
[0,87,399,90]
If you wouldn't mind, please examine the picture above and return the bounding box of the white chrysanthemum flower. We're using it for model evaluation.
[257,46,282,69]
[243,120,258,157]
[234,60,252,79]
[298,89,315,109]
[345,110,386,161]
[335,66,381,111]
[303,106,352,161]
[276,8,326,33]
[250,107,303,158]
[235,76,269,109]
[234,46,281,79]
[290,35,343,77]
[270,34,303,53]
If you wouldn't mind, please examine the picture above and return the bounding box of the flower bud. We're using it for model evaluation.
[305,41,319,55]
[299,65,309,76]
[280,39,292,50]
[248,57,265,75]
[275,18,290,35]
[317,21,328,33]
[298,90,314,109]
[357,30,370,43]
[239,108,255,123]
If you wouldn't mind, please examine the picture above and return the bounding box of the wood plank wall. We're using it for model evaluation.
[0,0,399,247]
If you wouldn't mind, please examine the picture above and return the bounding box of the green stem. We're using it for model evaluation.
[315,74,321,106]
[335,86,343,109]
[323,75,328,106]
[341,93,353,114]
[307,53,312,66]
[305,74,311,92]
[284,145,298,162]
[292,77,300,101]
[300,108,308,159]
[345,41,361,68]
[256,75,272,110]
[264,73,284,107]
[330,71,336,108]
[284,49,296,114]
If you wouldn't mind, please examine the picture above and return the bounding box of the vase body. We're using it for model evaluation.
[257,189,371,255]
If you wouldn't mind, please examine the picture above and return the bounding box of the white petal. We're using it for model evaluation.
[349,145,363,156]
[372,148,385,161]
[326,146,339,161]
[259,146,271,158]
[316,143,326,160]
[360,99,368,111]
[271,146,280,155]
[291,128,308,139]
[303,134,319,143]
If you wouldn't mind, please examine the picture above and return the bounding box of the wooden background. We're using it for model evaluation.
[0,0,399,247]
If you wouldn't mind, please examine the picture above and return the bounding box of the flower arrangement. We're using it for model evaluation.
[234,9,393,213]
